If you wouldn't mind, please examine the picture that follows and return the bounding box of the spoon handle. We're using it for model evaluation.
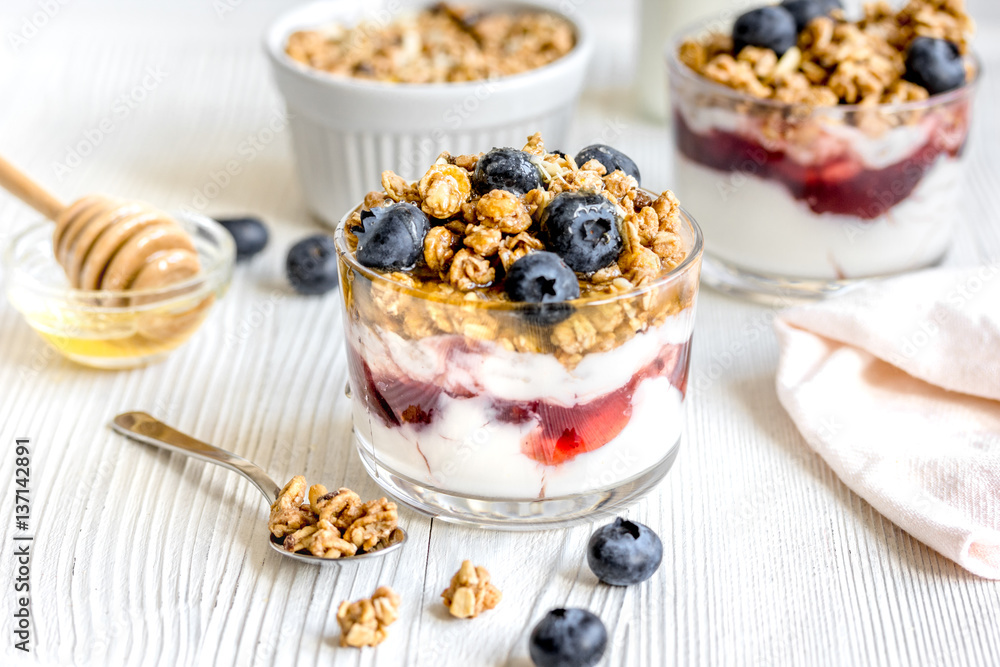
[111,411,281,502]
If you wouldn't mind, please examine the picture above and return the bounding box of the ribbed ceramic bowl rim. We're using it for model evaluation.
[666,15,982,114]
[264,0,592,95]
[2,210,235,307]
[335,193,704,310]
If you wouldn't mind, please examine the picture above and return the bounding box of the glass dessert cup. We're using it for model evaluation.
[3,211,234,369]
[668,30,979,302]
[335,203,703,529]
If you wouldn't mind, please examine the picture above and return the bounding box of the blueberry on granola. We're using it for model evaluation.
[574,144,641,185]
[904,37,966,95]
[287,234,339,295]
[529,608,607,667]
[540,192,623,273]
[779,0,842,33]
[732,6,798,57]
[587,517,663,586]
[471,148,543,196]
[505,252,579,325]
[355,202,430,271]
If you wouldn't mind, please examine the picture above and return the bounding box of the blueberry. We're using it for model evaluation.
[904,37,966,95]
[215,216,269,261]
[471,148,542,196]
[779,0,842,32]
[354,202,430,271]
[574,144,641,185]
[286,234,339,295]
[587,517,663,586]
[732,6,798,57]
[504,251,580,325]
[529,608,607,667]
[540,192,623,274]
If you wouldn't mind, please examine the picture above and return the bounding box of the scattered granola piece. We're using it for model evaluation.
[441,561,502,619]
[337,586,401,648]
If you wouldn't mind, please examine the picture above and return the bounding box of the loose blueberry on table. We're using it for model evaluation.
[587,517,663,586]
[286,234,339,295]
[215,216,269,261]
[529,608,607,667]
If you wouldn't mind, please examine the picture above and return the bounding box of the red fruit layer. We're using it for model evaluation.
[346,338,691,467]
[673,111,967,220]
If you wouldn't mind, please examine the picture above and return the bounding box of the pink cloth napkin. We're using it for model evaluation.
[774,267,1000,578]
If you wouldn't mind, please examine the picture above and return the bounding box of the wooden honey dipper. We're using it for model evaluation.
[0,154,201,291]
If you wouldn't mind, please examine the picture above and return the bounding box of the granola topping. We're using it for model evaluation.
[441,560,502,619]
[269,477,401,558]
[337,586,401,648]
[678,0,974,106]
[340,133,696,364]
[285,3,575,84]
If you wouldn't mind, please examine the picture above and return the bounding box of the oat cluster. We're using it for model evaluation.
[285,3,574,84]
[337,586,401,648]
[441,560,502,619]
[679,0,974,105]
[268,476,400,558]
[343,133,696,367]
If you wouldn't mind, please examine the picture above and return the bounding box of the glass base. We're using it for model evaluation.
[60,349,173,370]
[700,252,945,305]
[355,436,681,530]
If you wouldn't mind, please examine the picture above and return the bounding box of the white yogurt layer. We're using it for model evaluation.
[675,155,959,279]
[354,376,684,499]
[355,308,694,406]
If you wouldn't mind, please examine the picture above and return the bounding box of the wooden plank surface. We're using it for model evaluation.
[0,3,998,666]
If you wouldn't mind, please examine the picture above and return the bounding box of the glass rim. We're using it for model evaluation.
[665,15,982,115]
[335,192,704,311]
[2,210,235,306]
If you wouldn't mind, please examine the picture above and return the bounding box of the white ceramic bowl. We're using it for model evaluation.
[265,0,594,226]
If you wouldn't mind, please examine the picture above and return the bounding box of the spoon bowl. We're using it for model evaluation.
[111,411,407,564]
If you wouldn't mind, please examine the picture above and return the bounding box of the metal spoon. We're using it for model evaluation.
[110,411,406,564]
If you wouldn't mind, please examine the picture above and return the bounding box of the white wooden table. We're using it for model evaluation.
[1,2,999,666]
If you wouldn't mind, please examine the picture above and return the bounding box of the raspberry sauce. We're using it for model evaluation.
[347,339,691,466]
[673,111,967,219]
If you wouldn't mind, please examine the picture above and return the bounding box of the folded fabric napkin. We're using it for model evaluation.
[774,266,1000,579]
